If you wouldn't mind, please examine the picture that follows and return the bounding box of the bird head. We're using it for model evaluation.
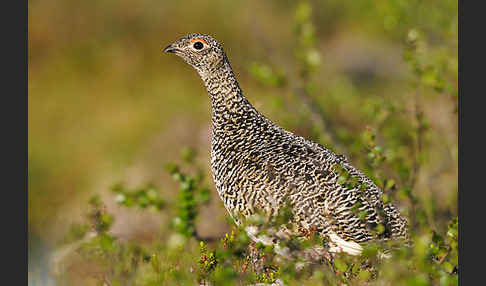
[163,34,226,77]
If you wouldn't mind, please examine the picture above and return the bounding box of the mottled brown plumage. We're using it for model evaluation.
[164,34,408,255]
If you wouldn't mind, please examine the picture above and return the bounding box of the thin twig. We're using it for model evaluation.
[407,88,425,229]
[438,250,450,265]
[293,86,347,155]
[409,89,424,188]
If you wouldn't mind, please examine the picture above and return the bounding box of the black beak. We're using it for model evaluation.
[163,44,177,53]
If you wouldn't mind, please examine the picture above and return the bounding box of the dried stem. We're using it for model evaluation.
[409,89,424,188]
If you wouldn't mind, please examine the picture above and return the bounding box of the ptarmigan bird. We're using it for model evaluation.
[164,34,408,256]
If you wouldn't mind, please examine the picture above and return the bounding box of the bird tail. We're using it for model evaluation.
[383,202,410,241]
[328,232,363,256]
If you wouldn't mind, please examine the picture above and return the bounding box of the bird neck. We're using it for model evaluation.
[201,59,256,130]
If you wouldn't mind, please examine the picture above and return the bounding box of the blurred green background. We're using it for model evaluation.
[29,0,457,284]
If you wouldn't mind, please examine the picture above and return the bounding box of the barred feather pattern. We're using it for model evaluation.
[166,34,409,255]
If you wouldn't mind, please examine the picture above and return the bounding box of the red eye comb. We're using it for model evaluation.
[190,38,208,45]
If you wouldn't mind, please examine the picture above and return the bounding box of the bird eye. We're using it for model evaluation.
[193,41,204,50]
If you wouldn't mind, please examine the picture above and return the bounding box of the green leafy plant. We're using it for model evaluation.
[166,147,211,239]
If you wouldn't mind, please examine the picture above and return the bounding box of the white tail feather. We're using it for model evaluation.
[328,232,363,256]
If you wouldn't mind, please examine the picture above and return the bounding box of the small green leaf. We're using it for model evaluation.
[334,258,348,272]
